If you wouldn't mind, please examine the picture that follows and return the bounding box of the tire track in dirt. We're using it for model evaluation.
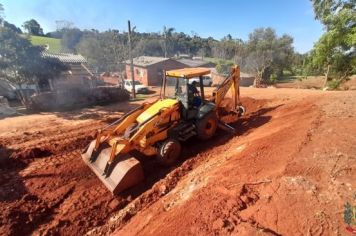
[0,111,129,235]
[86,97,269,235]
[0,119,114,235]
[2,123,100,160]
[2,90,352,235]
[0,97,268,235]
[104,96,332,236]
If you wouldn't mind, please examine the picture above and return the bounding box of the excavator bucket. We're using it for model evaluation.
[81,140,144,194]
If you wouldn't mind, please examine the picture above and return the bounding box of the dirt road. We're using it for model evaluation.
[0,88,355,235]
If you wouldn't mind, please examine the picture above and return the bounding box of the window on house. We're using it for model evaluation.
[138,69,144,78]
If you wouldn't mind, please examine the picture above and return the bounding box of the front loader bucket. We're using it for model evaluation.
[82,141,144,194]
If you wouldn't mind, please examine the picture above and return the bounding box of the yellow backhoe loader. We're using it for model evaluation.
[82,66,245,194]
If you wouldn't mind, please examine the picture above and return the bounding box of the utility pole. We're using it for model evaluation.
[128,20,136,98]
[163,26,167,58]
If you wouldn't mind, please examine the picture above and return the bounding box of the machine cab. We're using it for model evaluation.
[164,68,214,119]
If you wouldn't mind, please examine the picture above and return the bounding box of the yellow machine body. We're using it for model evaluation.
[82,99,181,194]
[82,66,244,194]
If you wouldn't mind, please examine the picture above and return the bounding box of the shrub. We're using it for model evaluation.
[215,60,234,75]
[327,79,344,90]
[269,74,278,84]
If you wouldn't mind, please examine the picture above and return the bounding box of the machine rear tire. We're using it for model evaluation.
[196,112,217,140]
[157,139,181,166]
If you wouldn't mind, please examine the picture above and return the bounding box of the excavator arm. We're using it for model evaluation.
[81,100,181,194]
[211,65,245,124]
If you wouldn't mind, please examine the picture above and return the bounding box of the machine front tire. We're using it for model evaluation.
[157,139,181,166]
[196,112,218,140]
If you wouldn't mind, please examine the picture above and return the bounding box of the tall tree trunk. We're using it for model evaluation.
[253,76,261,87]
[253,71,263,88]
[323,64,330,87]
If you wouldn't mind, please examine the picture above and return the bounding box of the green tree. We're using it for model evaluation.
[77,30,127,71]
[134,39,163,57]
[243,28,294,86]
[0,4,19,34]
[22,19,43,35]
[0,27,67,104]
[212,35,246,60]
[162,26,175,57]
[0,27,40,90]
[291,52,308,76]
[309,0,356,87]
[0,3,4,23]
[4,21,22,33]
[312,0,355,26]
[39,22,300,78]
[216,60,234,74]
[272,34,295,77]
[245,50,273,86]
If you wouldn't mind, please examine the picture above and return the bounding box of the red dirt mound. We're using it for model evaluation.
[0,89,355,236]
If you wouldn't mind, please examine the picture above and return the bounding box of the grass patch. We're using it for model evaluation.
[29,35,62,53]
[277,76,299,83]
[203,57,234,64]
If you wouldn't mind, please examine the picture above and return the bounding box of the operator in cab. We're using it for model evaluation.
[188,81,202,107]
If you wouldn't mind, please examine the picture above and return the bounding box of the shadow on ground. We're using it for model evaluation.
[0,145,28,202]
[122,104,282,199]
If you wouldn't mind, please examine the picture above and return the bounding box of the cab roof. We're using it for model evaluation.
[166,67,211,79]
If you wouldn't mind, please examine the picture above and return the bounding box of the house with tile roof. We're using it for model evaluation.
[42,52,95,90]
[124,56,186,86]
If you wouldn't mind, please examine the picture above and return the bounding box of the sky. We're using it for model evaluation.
[1,0,324,53]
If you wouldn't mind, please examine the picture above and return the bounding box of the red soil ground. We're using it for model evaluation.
[0,88,355,236]
[275,75,356,90]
